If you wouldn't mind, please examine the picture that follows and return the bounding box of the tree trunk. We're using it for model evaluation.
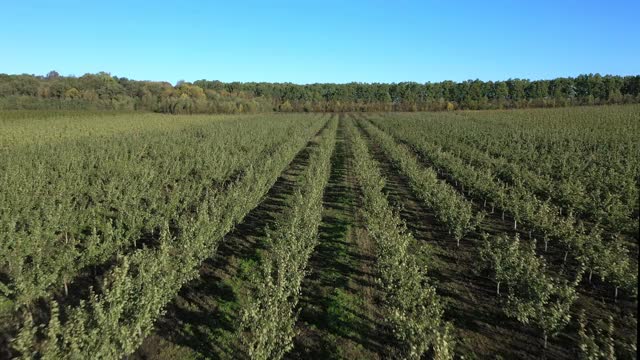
[457,238,460,247]
[483,199,487,208]
[614,286,619,300]
[64,281,68,297]
[589,270,593,283]
[502,210,505,220]
[544,238,548,252]
[491,204,495,213]
[513,219,517,230]
[544,334,548,349]
[497,281,500,296]
[563,251,569,264]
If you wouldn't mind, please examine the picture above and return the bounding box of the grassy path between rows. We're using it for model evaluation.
[287,116,389,359]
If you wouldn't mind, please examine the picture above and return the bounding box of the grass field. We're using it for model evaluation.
[0,105,638,359]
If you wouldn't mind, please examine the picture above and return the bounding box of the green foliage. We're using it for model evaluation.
[370,107,639,298]
[347,119,454,360]
[326,289,361,338]
[578,310,616,360]
[1,105,637,358]
[4,112,328,359]
[480,234,582,347]
[358,117,480,246]
[238,118,337,360]
[1,72,639,113]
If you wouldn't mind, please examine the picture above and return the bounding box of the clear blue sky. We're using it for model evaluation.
[2,0,639,84]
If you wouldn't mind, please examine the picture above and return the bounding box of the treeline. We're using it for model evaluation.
[1,71,639,113]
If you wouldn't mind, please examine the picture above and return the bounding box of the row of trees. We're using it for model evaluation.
[0,72,273,114]
[238,118,337,359]
[479,234,582,348]
[347,118,453,359]
[1,115,319,311]
[356,116,482,247]
[355,114,633,356]
[8,116,328,358]
[1,71,639,113]
[388,111,638,237]
[370,115,638,299]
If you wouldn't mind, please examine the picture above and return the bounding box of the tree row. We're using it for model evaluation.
[346,118,454,359]
[237,117,338,359]
[367,116,637,299]
[1,71,639,113]
[8,116,328,359]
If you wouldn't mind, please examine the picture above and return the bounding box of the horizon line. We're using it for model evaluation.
[3,70,639,87]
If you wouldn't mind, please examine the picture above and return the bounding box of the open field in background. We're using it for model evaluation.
[0,105,638,359]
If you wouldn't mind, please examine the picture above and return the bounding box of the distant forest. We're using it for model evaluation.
[1,71,639,113]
